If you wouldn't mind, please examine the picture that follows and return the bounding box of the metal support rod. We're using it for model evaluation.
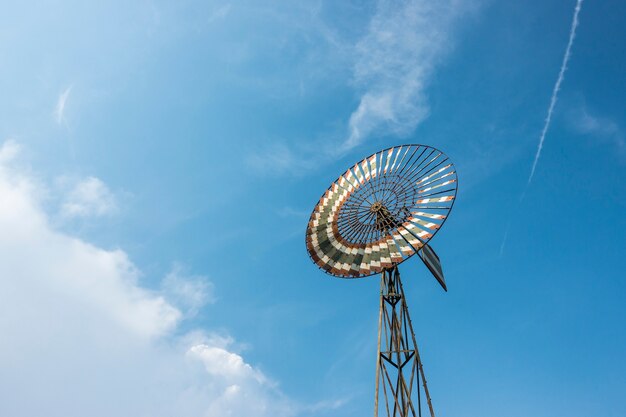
[374,266,436,417]
[374,270,385,417]
[398,274,435,417]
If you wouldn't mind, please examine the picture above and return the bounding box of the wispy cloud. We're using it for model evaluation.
[499,220,511,257]
[60,176,118,218]
[187,340,296,416]
[573,108,621,136]
[161,264,215,317]
[207,3,231,22]
[54,85,73,125]
[245,142,316,176]
[301,397,350,413]
[527,0,584,184]
[344,0,469,150]
[276,206,309,218]
[569,104,625,157]
[247,0,473,176]
[0,139,20,163]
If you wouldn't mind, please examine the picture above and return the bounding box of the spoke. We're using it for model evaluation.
[306,144,457,277]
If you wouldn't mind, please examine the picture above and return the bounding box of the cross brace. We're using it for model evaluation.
[374,266,436,417]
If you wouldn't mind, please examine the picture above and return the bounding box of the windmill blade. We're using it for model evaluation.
[419,243,447,291]
[305,144,457,278]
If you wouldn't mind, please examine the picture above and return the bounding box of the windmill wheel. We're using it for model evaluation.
[305,144,457,278]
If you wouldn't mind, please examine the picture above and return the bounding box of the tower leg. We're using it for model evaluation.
[374,266,436,417]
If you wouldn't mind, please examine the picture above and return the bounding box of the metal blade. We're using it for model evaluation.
[419,244,447,291]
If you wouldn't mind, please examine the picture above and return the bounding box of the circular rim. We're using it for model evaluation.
[305,144,458,279]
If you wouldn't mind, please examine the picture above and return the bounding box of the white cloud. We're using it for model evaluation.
[180,332,298,417]
[344,0,469,150]
[0,140,303,417]
[303,398,350,413]
[245,143,315,176]
[208,3,231,22]
[277,206,309,218]
[161,264,215,317]
[246,1,474,175]
[0,139,20,162]
[0,142,179,340]
[574,109,620,136]
[188,344,264,381]
[54,86,73,125]
[60,176,118,218]
[569,105,625,157]
[187,342,296,417]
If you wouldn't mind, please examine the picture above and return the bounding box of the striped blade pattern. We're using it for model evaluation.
[306,144,457,278]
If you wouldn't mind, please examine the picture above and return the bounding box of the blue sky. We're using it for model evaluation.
[0,0,624,416]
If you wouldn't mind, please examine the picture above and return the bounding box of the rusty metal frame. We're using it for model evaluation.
[375,265,435,417]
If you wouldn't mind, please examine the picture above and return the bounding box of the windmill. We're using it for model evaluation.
[305,144,457,417]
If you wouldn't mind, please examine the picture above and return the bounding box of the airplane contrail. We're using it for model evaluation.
[502,0,585,256]
[527,0,583,185]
